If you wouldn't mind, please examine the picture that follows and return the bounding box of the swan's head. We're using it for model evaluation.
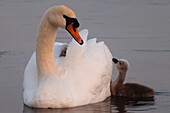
[112,58,129,72]
[45,5,83,45]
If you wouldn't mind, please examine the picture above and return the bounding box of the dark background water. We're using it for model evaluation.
[0,0,170,113]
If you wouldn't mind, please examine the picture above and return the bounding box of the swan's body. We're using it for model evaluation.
[23,5,113,108]
[111,58,154,100]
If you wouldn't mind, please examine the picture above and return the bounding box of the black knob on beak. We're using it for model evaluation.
[112,58,118,64]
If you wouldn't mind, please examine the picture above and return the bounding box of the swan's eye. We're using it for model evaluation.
[63,15,80,32]
[63,15,72,26]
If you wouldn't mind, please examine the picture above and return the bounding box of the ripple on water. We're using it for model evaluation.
[0,50,23,58]
[111,96,155,113]
[132,49,170,53]
[0,51,8,58]
[155,92,170,96]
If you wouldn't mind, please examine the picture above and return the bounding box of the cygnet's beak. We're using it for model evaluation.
[112,58,118,64]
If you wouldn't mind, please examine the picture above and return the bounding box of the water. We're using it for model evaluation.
[0,0,170,112]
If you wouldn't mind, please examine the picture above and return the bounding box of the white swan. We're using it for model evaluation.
[23,5,113,108]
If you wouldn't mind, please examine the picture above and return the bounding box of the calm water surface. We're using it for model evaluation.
[0,0,170,113]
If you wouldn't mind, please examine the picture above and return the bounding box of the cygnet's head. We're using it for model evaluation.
[44,5,83,45]
[112,58,129,72]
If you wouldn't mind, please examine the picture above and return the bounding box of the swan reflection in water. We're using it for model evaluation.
[23,97,155,113]
[23,98,110,113]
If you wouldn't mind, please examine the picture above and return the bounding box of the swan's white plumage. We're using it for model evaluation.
[23,5,113,108]
[23,29,112,108]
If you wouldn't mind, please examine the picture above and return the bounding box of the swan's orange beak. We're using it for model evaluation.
[66,22,83,45]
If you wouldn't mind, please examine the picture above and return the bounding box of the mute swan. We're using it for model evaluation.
[23,5,113,108]
[111,58,154,100]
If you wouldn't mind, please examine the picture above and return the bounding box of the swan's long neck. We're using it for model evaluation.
[111,71,126,95]
[36,16,58,76]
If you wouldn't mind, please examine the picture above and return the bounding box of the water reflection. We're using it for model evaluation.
[111,97,127,113]
[23,98,111,113]
[23,97,156,113]
[111,97,155,113]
